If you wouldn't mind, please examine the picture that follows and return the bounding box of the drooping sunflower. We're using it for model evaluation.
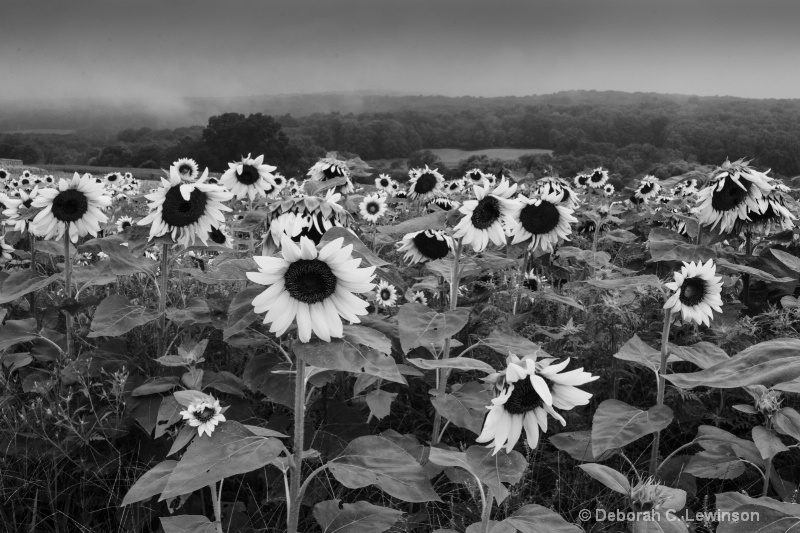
[180,397,226,437]
[115,215,134,233]
[31,174,111,242]
[375,280,399,307]
[307,154,354,194]
[663,259,724,326]
[138,168,233,246]
[634,175,661,202]
[173,158,200,182]
[375,174,393,192]
[359,193,387,223]
[398,229,454,264]
[453,178,519,252]
[427,197,460,211]
[696,159,774,234]
[220,154,277,201]
[477,354,597,454]
[510,192,577,253]
[247,235,375,342]
[2,187,39,232]
[407,166,445,203]
[465,168,487,187]
[587,168,609,189]
[208,224,234,248]
[266,189,349,249]
[737,182,796,233]
[533,178,578,209]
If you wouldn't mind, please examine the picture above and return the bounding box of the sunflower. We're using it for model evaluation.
[0,169,7,181]
[116,215,134,233]
[453,178,519,252]
[510,192,577,253]
[375,280,398,307]
[407,166,445,203]
[247,235,375,342]
[737,182,796,233]
[394,190,408,199]
[603,184,615,197]
[445,180,464,195]
[465,168,487,187]
[31,174,111,242]
[3,187,39,232]
[523,270,543,291]
[180,397,226,437]
[375,174,393,191]
[696,159,774,234]
[207,224,234,248]
[359,193,387,223]
[663,259,723,326]
[307,154,354,194]
[0,235,13,262]
[412,291,428,305]
[272,173,287,192]
[533,178,578,209]
[173,158,200,182]
[220,154,277,201]
[105,172,124,186]
[427,197,459,211]
[138,168,233,247]
[635,175,661,202]
[398,229,454,264]
[587,168,609,189]
[477,354,597,454]
[21,170,31,179]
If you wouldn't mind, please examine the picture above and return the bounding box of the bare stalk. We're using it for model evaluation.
[649,310,672,476]
[287,358,307,533]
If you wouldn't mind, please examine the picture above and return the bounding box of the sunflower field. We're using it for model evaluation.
[2,153,800,533]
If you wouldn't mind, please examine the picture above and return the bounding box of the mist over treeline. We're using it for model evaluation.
[1,90,800,179]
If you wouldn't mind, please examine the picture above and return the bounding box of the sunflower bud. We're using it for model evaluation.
[630,477,669,513]
[756,390,782,417]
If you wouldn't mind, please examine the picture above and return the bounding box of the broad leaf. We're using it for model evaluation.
[365,389,396,420]
[377,211,447,235]
[613,335,679,374]
[668,342,729,369]
[343,325,392,354]
[500,503,583,532]
[430,381,491,435]
[465,445,527,504]
[752,425,788,460]
[716,258,793,283]
[88,294,159,338]
[408,357,495,374]
[0,271,59,304]
[122,460,177,505]
[586,275,662,290]
[549,431,615,463]
[685,450,745,479]
[592,400,673,457]
[294,338,406,384]
[313,500,403,533]
[397,303,471,354]
[578,463,631,494]
[482,326,548,359]
[0,318,39,351]
[156,396,184,440]
[132,376,181,396]
[223,287,261,339]
[716,504,800,533]
[771,249,800,273]
[320,226,389,267]
[773,407,800,442]
[160,515,216,533]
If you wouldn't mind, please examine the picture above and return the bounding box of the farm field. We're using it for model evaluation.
[1,155,800,533]
[426,148,553,166]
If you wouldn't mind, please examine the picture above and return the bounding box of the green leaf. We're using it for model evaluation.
[716,258,793,283]
[160,515,216,533]
[377,211,447,235]
[313,500,403,533]
[591,400,673,457]
[397,303,470,354]
[408,357,495,374]
[427,448,475,476]
[500,503,583,532]
[365,389,396,420]
[752,425,788,460]
[578,463,631,494]
[132,376,181,396]
[770,248,800,273]
[549,431,615,463]
[482,326,548,359]
[585,275,663,290]
[172,390,216,407]
[685,450,745,479]
[161,421,283,500]
[320,226,389,267]
[156,396,184,440]
[203,370,246,397]
[121,460,177,505]
[665,338,800,389]
[223,287,261,339]
[465,445,527,504]
[535,291,586,311]
[294,338,406,384]
[0,270,59,304]
[0,318,39,351]
[36,239,77,256]
[613,335,679,374]
[716,504,800,533]
[343,325,392,354]
[329,435,441,502]
[430,381,491,435]
[168,298,212,328]
[88,294,159,338]
[647,227,716,263]
[773,407,800,442]
[668,342,729,369]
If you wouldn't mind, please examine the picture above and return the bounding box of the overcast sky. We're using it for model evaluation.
[3,0,799,104]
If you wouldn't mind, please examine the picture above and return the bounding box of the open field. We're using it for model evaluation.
[426,147,553,166]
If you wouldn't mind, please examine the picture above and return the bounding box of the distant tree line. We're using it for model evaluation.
[2,92,799,180]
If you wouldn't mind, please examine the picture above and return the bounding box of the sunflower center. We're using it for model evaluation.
[468,172,482,182]
[322,165,345,180]
[195,407,216,423]
[679,276,707,307]
[578,176,588,186]
[161,186,208,228]
[519,200,559,235]
[22,199,33,209]
[366,202,380,214]
[284,258,338,304]
[503,377,545,415]
[380,178,390,187]
[710,176,752,212]
[413,172,438,194]
[380,288,393,301]
[51,189,89,223]
[471,196,501,230]
[121,221,131,229]
[237,164,261,186]
[21,179,29,186]
[640,183,653,195]
[209,226,227,244]
[412,231,450,260]
[524,277,540,291]
[590,171,605,183]
[108,175,118,182]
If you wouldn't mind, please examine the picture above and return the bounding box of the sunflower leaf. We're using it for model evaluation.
[313,500,403,533]
[88,294,159,338]
[294,338,407,384]
[591,400,673,457]
[396,303,470,354]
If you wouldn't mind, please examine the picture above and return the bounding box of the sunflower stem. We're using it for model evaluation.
[480,493,493,533]
[649,310,672,476]
[208,482,223,533]
[431,239,462,445]
[371,222,377,252]
[591,217,602,279]
[743,225,752,307]
[156,243,169,360]
[63,229,73,359]
[287,357,307,533]
[762,418,774,497]
[28,232,37,313]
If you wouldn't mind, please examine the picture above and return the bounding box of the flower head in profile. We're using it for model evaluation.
[454,178,519,252]
[634,175,661,202]
[208,224,234,248]
[359,193,387,223]
[375,280,398,307]
[510,192,576,253]
[465,169,488,187]
[180,397,226,437]
[663,259,723,326]
[445,180,464,195]
[573,174,589,189]
[477,354,597,454]
[407,166,445,203]
[737,181,795,234]
[587,168,609,189]
[31,173,111,242]
[247,235,375,342]
[220,154,277,201]
[533,178,579,209]
[307,154,354,194]
[398,229,454,264]
[0,235,14,262]
[696,158,774,233]
[427,197,459,212]
[411,291,428,305]
[523,270,543,291]
[138,168,233,246]
[3,187,40,232]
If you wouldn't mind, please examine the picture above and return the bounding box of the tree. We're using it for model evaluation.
[201,113,294,172]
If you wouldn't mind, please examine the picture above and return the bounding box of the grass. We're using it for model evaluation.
[425,148,553,166]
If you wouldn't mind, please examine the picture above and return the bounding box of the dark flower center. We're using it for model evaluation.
[0,171,7,179]
[679,276,707,307]
[748,203,777,222]
[380,288,393,301]
[519,200,559,235]
[524,277,540,291]
[366,202,380,214]
[639,183,653,195]
[395,191,408,198]
[503,376,545,415]
[237,164,261,186]
[108,174,118,182]
[578,175,588,186]
[414,172,438,194]
[468,171,483,182]
[179,164,194,176]
[161,186,208,228]
[470,196,501,230]
[322,165,345,180]
[209,226,226,244]
[630,195,643,205]
[195,407,216,423]
[433,198,454,210]
[284,258,338,304]
[412,231,450,260]
[21,179,29,186]
[121,221,131,229]
[710,176,752,212]
[590,171,605,183]
[380,178,390,187]
[51,189,89,223]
